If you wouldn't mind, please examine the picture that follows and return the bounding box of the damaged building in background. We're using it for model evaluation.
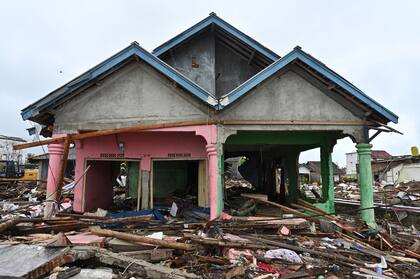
[19,12,398,227]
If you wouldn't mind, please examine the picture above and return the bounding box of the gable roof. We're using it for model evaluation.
[152,12,280,62]
[371,150,393,160]
[305,161,344,175]
[219,46,398,124]
[21,15,398,127]
[21,42,217,123]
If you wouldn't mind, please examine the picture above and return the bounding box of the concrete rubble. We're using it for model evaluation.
[1,180,420,278]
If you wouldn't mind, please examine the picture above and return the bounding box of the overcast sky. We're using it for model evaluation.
[0,0,419,166]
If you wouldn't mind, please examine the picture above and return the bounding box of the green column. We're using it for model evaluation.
[320,146,335,213]
[286,151,299,203]
[357,143,376,228]
[217,153,224,215]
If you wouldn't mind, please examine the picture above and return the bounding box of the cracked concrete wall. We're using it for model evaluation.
[54,61,212,134]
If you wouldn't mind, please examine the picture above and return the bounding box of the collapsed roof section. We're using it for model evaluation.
[21,13,398,127]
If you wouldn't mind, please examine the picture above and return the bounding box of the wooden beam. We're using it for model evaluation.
[55,135,71,203]
[13,120,216,150]
[90,227,194,251]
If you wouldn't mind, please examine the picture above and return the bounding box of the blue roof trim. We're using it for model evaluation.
[221,47,398,124]
[21,43,216,120]
[152,13,280,62]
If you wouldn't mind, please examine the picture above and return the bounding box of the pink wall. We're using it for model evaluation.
[84,160,114,211]
[73,125,217,213]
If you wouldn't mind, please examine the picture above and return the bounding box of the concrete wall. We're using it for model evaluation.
[54,61,212,133]
[219,70,362,122]
[346,152,358,175]
[161,30,261,98]
[73,125,217,212]
[162,32,216,95]
[215,41,259,97]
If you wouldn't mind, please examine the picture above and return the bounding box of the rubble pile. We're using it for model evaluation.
[334,180,420,206]
[1,185,420,278]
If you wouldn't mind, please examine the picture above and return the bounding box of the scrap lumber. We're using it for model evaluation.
[241,193,319,222]
[99,214,153,224]
[244,235,365,265]
[19,222,90,234]
[191,238,272,250]
[13,120,216,150]
[90,227,194,251]
[0,218,20,233]
[95,248,200,279]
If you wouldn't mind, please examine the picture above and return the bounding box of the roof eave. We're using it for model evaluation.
[21,43,218,122]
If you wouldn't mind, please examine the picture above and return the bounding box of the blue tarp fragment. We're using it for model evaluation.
[103,209,167,228]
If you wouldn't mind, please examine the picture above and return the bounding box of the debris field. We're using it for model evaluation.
[1,181,420,279]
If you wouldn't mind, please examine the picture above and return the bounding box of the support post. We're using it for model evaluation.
[320,145,335,213]
[357,143,376,228]
[285,151,299,203]
[217,152,225,215]
[206,144,219,219]
[44,139,66,217]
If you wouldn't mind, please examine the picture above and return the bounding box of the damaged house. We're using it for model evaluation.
[20,13,398,226]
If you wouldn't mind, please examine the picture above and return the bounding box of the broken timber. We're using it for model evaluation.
[90,228,193,251]
[13,120,217,150]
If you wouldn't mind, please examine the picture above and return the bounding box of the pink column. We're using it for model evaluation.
[44,140,65,217]
[206,144,218,220]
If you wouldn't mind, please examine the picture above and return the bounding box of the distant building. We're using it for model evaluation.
[346,150,392,176]
[371,155,420,184]
[299,161,344,184]
[28,148,76,181]
[0,135,26,163]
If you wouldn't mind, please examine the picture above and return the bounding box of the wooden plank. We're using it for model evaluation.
[137,167,142,211]
[197,160,208,207]
[90,228,193,251]
[141,171,150,210]
[241,193,319,222]
[55,135,71,203]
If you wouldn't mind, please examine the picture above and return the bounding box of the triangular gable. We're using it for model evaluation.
[152,12,280,62]
[21,42,217,123]
[219,46,398,124]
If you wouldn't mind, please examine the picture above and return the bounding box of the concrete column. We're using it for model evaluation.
[44,141,65,217]
[285,151,299,203]
[206,144,218,219]
[320,146,335,213]
[217,152,225,215]
[357,143,376,228]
